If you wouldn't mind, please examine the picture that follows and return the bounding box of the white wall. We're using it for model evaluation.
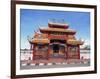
[0,0,100,79]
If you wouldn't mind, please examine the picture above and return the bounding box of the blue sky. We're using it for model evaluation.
[20,9,90,49]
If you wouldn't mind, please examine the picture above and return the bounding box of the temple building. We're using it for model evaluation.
[29,22,83,60]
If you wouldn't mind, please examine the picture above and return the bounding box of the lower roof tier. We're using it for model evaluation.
[67,39,83,45]
[31,38,50,44]
[30,39,83,45]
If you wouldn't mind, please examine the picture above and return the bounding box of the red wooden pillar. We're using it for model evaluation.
[67,46,70,59]
[47,34,50,60]
[77,45,80,59]
[66,45,68,59]
[48,34,50,39]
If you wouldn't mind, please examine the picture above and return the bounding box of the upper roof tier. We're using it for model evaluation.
[40,27,76,34]
[48,22,69,29]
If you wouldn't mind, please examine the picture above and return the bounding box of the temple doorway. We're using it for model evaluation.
[53,44,59,53]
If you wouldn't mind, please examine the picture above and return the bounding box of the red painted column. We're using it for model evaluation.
[47,34,50,60]
[48,34,50,40]
[77,45,80,59]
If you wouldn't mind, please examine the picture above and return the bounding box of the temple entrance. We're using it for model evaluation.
[53,44,59,53]
[50,40,66,58]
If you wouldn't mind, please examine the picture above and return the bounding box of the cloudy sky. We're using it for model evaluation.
[20,9,90,49]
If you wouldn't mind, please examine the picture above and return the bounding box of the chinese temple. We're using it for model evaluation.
[29,22,83,60]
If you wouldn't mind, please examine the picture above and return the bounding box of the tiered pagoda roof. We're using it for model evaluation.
[40,22,76,34]
[29,22,83,45]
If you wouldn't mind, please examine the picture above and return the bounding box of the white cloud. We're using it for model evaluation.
[80,39,90,49]
[21,38,30,49]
